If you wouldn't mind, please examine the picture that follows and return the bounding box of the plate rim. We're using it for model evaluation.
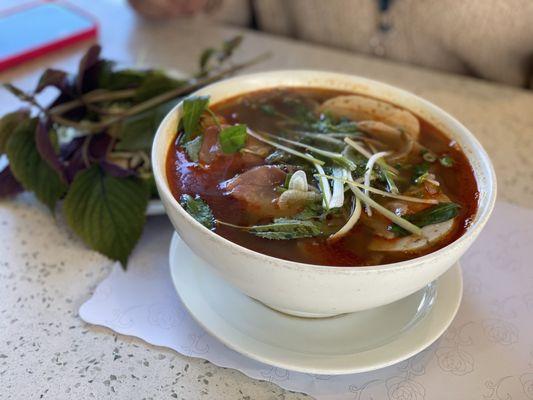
[169,233,463,374]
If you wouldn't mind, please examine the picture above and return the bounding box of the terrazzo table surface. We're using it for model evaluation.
[1,1,533,399]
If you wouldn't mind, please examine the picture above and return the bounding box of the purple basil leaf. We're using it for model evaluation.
[60,136,84,160]
[35,118,65,182]
[49,91,85,121]
[100,160,136,178]
[76,44,102,93]
[35,69,70,93]
[0,165,24,198]
[88,133,112,160]
[2,83,31,102]
[64,149,87,183]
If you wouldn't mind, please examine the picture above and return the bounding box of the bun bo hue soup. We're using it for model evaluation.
[166,88,478,266]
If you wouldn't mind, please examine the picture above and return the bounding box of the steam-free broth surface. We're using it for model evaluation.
[167,88,478,266]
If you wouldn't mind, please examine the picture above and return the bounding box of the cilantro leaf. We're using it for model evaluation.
[6,118,67,211]
[183,136,203,162]
[219,124,247,153]
[63,164,149,267]
[179,194,215,230]
[249,218,323,240]
[180,96,210,143]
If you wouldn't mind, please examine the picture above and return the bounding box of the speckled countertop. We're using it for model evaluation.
[1,1,533,399]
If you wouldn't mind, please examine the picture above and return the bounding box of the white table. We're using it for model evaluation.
[1,1,532,398]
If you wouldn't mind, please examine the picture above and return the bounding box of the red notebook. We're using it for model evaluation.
[0,1,98,72]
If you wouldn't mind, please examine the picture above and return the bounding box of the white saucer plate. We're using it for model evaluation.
[146,199,165,216]
[169,233,463,375]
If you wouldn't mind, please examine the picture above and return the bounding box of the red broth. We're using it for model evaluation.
[166,88,478,266]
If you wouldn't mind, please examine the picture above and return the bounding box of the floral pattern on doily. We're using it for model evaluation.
[79,202,533,400]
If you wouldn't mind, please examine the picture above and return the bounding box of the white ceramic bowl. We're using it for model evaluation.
[152,70,496,318]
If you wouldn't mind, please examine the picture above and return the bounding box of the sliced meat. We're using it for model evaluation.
[198,126,271,169]
[198,125,222,165]
[222,165,287,219]
[368,218,456,253]
[240,136,272,167]
[369,193,456,252]
[360,212,396,239]
[318,95,420,140]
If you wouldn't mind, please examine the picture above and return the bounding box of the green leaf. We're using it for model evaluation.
[133,71,185,103]
[100,67,149,90]
[6,119,67,211]
[115,100,177,151]
[183,136,203,162]
[249,218,323,240]
[179,194,215,230]
[63,164,149,266]
[219,124,247,153]
[143,174,159,198]
[0,110,29,154]
[180,96,210,143]
[389,202,460,236]
[293,203,323,220]
[199,48,216,75]
[220,36,243,61]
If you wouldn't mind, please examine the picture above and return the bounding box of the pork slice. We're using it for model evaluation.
[223,165,286,219]
[198,125,222,164]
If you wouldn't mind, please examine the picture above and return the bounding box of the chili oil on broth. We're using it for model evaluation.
[166,87,478,266]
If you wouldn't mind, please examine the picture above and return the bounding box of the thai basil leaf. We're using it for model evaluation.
[100,160,136,178]
[133,72,185,103]
[6,118,67,211]
[76,45,102,93]
[115,100,177,151]
[249,218,323,240]
[389,202,460,237]
[180,96,210,143]
[35,68,70,93]
[63,164,149,267]
[220,36,243,62]
[0,110,29,154]
[35,119,65,181]
[179,194,215,230]
[99,68,148,90]
[219,124,247,153]
[197,35,243,77]
[199,48,216,76]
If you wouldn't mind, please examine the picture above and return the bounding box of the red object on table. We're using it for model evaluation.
[0,1,98,72]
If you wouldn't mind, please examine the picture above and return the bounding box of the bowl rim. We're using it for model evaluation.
[152,69,497,273]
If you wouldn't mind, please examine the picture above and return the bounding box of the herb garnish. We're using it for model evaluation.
[0,38,265,267]
[389,202,460,237]
[179,194,215,230]
[180,96,210,143]
[219,124,248,153]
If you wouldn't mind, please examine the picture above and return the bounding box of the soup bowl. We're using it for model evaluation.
[152,70,496,318]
